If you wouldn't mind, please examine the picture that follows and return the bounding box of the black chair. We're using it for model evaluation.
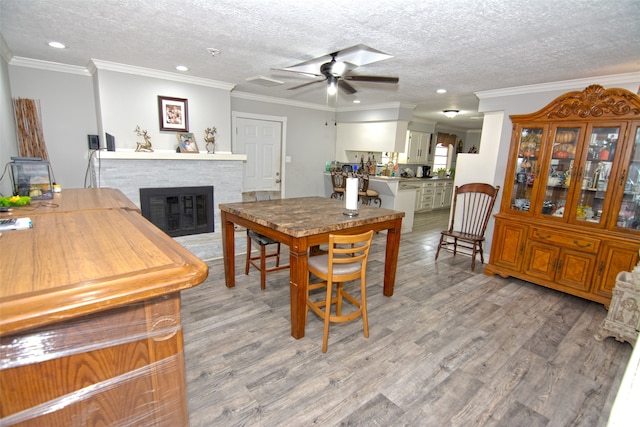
[244,192,289,289]
[435,183,500,271]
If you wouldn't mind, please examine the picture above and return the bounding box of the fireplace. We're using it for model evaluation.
[140,186,214,237]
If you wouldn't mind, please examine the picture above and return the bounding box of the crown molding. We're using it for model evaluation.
[89,59,236,90]
[8,56,91,76]
[476,72,640,99]
[231,90,332,112]
[1,35,13,64]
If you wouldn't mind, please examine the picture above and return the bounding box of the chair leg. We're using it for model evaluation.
[435,234,444,260]
[336,283,344,316]
[471,246,477,271]
[360,276,369,339]
[322,282,333,353]
[452,238,458,256]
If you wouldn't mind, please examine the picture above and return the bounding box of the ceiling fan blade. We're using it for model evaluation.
[338,80,357,94]
[287,79,325,90]
[344,75,399,84]
[271,67,322,77]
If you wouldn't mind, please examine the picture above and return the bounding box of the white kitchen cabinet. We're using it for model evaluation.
[432,180,454,209]
[406,131,430,164]
[443,181,454,208]
[336,121,408,160]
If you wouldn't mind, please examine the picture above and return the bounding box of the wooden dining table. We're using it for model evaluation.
[219,196,404,339]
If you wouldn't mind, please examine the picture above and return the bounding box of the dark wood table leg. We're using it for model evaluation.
[288,237,309,339]
[383,218,403,296]
[221,211,236,288]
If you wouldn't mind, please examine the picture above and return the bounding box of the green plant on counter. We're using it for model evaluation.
[435,168,447,177]
[448,167,455,178]
[0,195,31,206]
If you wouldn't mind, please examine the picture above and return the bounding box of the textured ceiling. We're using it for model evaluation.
[1,0,640,130]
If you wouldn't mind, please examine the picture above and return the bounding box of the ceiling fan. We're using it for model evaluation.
[273,44,399,95]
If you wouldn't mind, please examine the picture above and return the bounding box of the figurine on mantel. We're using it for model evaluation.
[594,250,640,346]
[134,125,153,152]
[204,127,217,154]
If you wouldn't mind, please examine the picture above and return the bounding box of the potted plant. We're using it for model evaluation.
[436,168,447,178]
[448,167,455,178]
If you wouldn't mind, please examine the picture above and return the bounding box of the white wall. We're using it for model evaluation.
[0,54,18,196]
[93,67,232,153]
[7,65,97,190]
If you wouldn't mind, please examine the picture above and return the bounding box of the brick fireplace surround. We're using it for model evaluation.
[92,151,246,260]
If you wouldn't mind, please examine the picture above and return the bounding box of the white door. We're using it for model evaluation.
[235,117,282,192]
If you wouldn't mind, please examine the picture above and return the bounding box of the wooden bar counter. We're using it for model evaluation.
[0,189,208,426]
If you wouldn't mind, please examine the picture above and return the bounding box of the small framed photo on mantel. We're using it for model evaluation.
[158,96,188,132]
[177,132,199,153]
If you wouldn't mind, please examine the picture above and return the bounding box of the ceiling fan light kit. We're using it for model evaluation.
[443,110,460,118]
[276,44,399,96]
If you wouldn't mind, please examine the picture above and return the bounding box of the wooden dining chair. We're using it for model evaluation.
[435,183,500,271]
[330,171,347,200]
[306,230,374,352]
[357,172,382,207]
[245,192,289,290]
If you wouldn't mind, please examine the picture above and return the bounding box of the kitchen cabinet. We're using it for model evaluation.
[407,178,453,212]
[485,85,640,306]
[336,121,408,158]
[406,131,430,164]
[432,180,454,209]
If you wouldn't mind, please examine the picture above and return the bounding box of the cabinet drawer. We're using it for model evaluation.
[529,228,600,253]
[422,187,434,196]
[434,181,446,187]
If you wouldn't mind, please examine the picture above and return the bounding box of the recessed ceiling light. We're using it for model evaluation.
[48,41,66,49]
[175,65,189,71]
[353,99,361,104]
[443,110,460,118]
[436,88,447,94]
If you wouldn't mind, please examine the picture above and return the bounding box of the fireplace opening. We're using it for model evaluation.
[140,186,214,237]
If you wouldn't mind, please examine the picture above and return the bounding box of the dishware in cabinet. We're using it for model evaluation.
[503,124,547,215]
[609,123,640,232]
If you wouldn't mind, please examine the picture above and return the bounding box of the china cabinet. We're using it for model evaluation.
[485,85,640,306]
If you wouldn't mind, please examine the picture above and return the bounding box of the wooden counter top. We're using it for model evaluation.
[220,196,404,238]
[0,188,139,218]
[0,192,207,336]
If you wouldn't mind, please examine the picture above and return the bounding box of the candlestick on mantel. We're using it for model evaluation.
[344,176,359,216]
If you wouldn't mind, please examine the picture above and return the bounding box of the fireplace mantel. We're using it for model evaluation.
[97,150,246,161]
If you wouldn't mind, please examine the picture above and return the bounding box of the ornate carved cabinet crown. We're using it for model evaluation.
[485,85,640,306]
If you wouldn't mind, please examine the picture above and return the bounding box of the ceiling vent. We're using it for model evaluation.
[246,75,284,87]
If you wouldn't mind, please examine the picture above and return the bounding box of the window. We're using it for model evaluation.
[433,144,450,171]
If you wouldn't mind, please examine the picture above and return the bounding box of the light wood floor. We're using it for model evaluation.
[181,210,632,426]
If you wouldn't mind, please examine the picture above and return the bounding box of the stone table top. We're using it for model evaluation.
[219,196,404,238]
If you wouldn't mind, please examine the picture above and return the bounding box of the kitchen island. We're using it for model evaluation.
[323,174,454,232]
[323,173,417,232]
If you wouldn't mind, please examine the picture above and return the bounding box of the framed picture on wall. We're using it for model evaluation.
[158,96,188,132]
[176,132,199,153]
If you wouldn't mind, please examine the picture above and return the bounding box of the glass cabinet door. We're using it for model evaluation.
[509,126,544,213]
[573,125,621,225]
[539,126,582,219]
[614,124,640,230]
